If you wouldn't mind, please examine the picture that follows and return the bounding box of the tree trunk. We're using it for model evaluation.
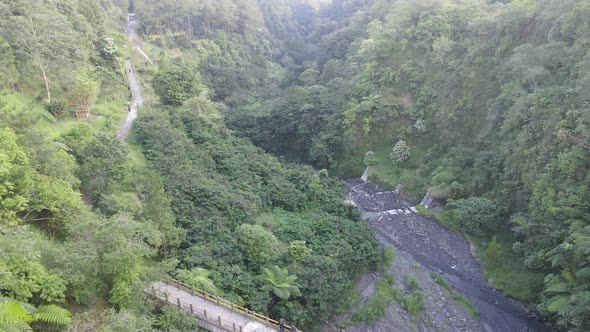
[36,53,51,103]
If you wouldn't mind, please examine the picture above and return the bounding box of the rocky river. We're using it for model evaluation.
[324,178,550,332]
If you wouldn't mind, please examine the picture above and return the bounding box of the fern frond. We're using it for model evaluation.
[0,301,31,325]
[0,322,33,332]
[545,282,570,293]
[16,303,35,316]
[546,296,570,313]
[32,305,72,325]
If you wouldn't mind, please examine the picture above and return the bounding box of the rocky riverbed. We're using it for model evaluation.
[325,179,550,332]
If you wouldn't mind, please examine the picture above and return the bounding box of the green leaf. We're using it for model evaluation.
[575,267,590,279]
[0,300,31,325]
[546,296,570,313]
[545,282,569,293]
[32,305,72,325]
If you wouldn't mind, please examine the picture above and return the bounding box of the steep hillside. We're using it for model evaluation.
[1,0,589,331]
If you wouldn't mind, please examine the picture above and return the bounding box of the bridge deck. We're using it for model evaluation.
[152,281,278,332]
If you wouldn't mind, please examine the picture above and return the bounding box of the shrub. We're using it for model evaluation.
[153,64,200,106]
[414,119,427,133]
[453,197,500,236]
[45,100,69,118]
[363,151,378,166]
[390,140,410,164]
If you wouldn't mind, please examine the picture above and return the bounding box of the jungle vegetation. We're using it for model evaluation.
[0,0,589,331]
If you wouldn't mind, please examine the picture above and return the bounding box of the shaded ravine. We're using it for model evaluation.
[346,179,550,332]
[119,13,145,139]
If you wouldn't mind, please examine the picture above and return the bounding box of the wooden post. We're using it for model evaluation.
[233,322,236,331]
[177,279,181,290]
[218,315,221,326]
[239,325,243,332]
[216,296,220,305]
[177,298,181,307]
[231,303,234,311]
[204,310,207,319]
[190,304,193,313]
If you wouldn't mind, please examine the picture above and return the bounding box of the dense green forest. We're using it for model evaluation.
[0,0,589,331]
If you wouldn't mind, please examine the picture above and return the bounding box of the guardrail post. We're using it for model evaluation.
[204,310,207,319]
[177,298,181,307]
[218,315,221,326]
[190,304,193,313]
[233,322,236,331]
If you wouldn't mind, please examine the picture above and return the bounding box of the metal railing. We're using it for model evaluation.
[155,277,302,332]
[151,287,246,332]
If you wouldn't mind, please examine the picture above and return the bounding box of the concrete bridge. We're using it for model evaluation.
[150,278,301,332]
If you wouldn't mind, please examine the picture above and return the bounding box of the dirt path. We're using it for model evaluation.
[126,14,153,64]
[119,14,145,139]
[343,179,549,332]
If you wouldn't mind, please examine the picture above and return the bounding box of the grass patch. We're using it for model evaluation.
[352,272,396,323]
[392,275,425,319]
[352,274,426,323]
[353,245,427,324]
[1,92,127,138]
[468,231,544,303]
[0,93,48,118]
[415,205,460,230]
[38,100,126,139]
[418,202,543,304]
[384,246,396,269]
[352,246,397,324]
[127,143,150,170]
[367,142,414,190]
[430,272,479,319]
[365,141,428,200]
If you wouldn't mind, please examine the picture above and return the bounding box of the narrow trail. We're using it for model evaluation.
[126,14,153,64]
[346,179,550,332]
[119,13,145,139]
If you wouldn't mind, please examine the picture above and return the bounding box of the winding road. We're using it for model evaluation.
[346,179,550,332]
[119,13,146,139]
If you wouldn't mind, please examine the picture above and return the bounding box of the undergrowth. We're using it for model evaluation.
[352,246,426,324]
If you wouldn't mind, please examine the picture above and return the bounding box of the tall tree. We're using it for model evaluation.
[3,0,87,102]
